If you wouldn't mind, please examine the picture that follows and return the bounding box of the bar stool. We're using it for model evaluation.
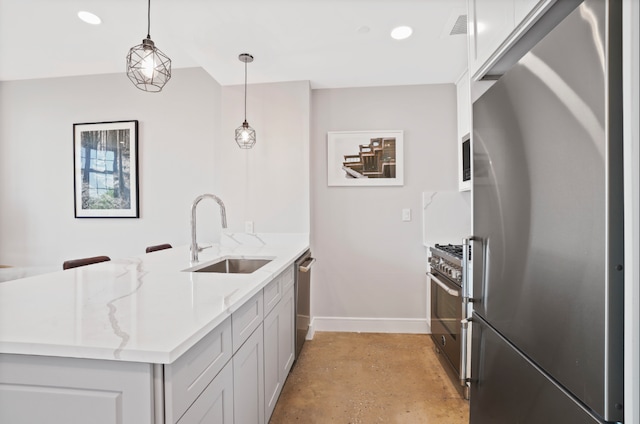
[62,256,111,270]
[145,243,172,253]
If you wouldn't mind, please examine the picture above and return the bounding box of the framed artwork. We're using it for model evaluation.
[73,120,139,218]
[327,130,404,186]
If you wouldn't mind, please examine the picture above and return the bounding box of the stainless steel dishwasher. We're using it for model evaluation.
[294,250,315,360]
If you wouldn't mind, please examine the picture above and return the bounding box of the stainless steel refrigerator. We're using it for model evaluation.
[470,0,624,422]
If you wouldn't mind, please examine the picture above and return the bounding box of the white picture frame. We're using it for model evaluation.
[327,130,404,186]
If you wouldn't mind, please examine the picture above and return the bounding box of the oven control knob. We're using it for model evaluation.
[452,270,462,280]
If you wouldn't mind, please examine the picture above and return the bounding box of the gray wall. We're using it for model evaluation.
[216,81,310,234]
[310,84,458,331]
[0,68,221,267]
[0,70,312,269]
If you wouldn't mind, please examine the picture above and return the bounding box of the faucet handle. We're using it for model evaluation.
[197,244,212,252]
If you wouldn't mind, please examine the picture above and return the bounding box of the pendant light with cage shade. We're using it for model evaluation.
[126,0,171,92]
[235,53,256,149]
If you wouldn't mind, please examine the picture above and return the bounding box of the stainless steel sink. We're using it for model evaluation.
[188,258,272,274]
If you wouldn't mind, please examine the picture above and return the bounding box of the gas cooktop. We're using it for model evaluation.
[433,243,463,260]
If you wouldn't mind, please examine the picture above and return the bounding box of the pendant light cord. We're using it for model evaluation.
[146,0,151,39]
[244,60,248,121]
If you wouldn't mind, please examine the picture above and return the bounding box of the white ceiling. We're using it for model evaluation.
[0,0,468,88]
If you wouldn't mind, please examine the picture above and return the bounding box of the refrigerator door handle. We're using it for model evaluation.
[427,273,459,297]
[462,237,473,313]
[460,317,471,386]
[467,236,486,304]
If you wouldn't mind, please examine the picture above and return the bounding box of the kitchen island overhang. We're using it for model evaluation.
[0,233,309,364]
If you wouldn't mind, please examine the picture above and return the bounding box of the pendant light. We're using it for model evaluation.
[126,0,171,92]
[235,53,256,149]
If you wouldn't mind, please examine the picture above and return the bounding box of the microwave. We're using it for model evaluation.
[462,134,471,182]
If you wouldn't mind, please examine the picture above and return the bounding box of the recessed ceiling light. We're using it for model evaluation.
[78,11,102,25]
[390,26,413,40]
[356,26,370,34]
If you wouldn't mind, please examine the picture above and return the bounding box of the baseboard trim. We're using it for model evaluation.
[310,316,430,335]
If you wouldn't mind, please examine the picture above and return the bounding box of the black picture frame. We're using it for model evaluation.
[73,120,139,218]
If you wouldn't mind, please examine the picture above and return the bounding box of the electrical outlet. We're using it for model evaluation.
[245,221,254,233]
[402,208,411,222]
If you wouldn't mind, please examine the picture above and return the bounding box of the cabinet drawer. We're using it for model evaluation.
[281,266,294,293]
[232,291,264,353]
[176,360,234,424]
[264,277,282,317]
[165,316,232,423]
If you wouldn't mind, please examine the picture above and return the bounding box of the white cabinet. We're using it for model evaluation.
[264,286,295,421]
[278,287,295,382]
[456,71,472,192]
[456,71,471,139]
[176,361,234,424]
[468,0,556,80]
[469,0,515,78]
[0,354,154,424]
[232,291,264,353]
[514,0,547,23]
[164,316,233,423]
[0,265,296,424]
[233,323,265,424]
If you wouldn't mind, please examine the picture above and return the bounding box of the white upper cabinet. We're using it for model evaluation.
[514,0,547,23]
[468,0,556,80]
[456,71,471,140]
[469,0,515,78]
[456,71,472,192]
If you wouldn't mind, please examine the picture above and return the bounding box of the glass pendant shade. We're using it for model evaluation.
[126,38,171,92]
[235,120,256,149]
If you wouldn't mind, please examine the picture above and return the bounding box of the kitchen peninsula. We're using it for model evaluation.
[0,233,309,424]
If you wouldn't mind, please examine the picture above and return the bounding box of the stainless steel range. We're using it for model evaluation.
[427,243,469,399]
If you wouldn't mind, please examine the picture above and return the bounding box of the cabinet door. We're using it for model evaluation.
[514,0,552,24]
[456,71,471,139]
[263,275,282,317]
[233,324,265,424]
[469,0,515,79]
[165,316,232,423]
[177,360,234,424]
[0,354,153,424]
[279,286,295,378]
[264,285,295,422]
[456,71,472,192]
[263,304,281,420]
[232,291,263,353]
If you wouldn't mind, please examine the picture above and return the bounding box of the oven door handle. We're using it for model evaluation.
[427,272,460,297]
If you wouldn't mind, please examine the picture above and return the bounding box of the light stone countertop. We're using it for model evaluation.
[0,233,309,364]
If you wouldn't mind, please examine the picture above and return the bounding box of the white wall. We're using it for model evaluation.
[216,81,310,234]
[0,68,221,267]
[310,84,458,333]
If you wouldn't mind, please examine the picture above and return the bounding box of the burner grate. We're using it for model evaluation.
[434,243,463,259]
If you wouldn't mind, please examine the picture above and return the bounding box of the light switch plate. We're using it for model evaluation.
[402,208,411,222]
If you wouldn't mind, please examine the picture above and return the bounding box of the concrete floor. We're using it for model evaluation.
[269,332,469,424]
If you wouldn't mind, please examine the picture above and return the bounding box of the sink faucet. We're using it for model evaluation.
[190,194,228,262]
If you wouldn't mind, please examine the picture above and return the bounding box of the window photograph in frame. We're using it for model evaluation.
[327,130,404,186]
[73,120,139,218]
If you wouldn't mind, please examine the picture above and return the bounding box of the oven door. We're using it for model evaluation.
[428,270,462,375]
